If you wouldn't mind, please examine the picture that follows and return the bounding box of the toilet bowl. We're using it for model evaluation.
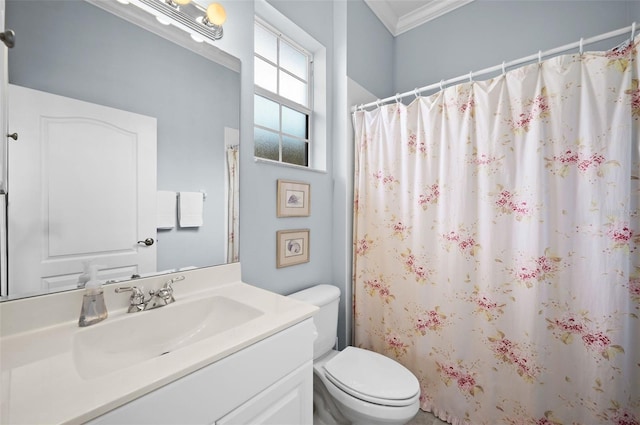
[314,348,420,425]
[289,285,420,425]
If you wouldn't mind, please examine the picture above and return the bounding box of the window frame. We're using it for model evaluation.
[254,18,314,167]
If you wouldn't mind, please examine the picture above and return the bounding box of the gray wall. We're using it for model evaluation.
[240,0,335,293]
[7,0,240,272]
[393,0,640,94]
[346,0,395,99]
[634,0,640,18]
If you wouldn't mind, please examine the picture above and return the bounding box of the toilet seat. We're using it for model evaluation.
[323,347,420,407]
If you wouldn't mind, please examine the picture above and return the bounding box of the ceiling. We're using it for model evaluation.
[364,0,475,37]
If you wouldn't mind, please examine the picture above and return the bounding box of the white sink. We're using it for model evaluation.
[73,295,264,380]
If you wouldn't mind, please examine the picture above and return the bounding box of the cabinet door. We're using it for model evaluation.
[216,362,313,425]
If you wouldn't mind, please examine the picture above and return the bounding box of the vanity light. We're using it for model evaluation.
[139,0,227,42]
[196,3,226,40]
[205,3,226,25]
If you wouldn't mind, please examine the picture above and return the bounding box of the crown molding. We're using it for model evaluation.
[364,0,475,37]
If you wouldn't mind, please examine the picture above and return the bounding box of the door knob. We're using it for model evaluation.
[137,238,154,246]
[0,29,15,49]
[6,133,18,141]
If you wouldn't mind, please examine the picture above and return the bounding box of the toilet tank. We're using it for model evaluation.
[288,285,340,359]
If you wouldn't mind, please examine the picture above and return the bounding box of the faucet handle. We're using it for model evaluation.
[115,286,146,312]
[115,285,144,294]
[147,275,184,307]
[163,275,185,290]
[158,275,184,299]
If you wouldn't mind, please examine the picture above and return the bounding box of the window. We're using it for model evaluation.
[254,19,312,167]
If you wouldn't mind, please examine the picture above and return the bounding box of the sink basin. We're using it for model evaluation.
[73,295,263,380]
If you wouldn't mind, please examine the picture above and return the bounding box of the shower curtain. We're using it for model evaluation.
[352,38,640,425]
[226,143,239,263]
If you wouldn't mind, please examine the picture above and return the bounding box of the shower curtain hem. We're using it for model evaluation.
[420,403,468,425]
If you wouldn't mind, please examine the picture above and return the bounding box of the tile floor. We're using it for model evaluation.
[314,404,449,425]
[407,409,450,425]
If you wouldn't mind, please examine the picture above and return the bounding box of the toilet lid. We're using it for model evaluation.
[323,347,420,407]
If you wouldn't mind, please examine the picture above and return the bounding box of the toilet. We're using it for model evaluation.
[289,285,420,425]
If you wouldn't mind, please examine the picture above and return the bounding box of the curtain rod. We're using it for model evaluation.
[352,22,636,112]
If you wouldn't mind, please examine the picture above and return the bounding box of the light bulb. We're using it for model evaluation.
[206,3,226,26]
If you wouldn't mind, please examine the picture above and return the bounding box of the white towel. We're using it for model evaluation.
[157,191,176,229]
[179,192,204,227]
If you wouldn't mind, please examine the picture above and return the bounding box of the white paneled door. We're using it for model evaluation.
[7,84,157,296]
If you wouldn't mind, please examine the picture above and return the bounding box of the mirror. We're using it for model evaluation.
[1,0,240,300]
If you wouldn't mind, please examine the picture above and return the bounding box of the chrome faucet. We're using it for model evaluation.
[116,275,185,312]
[114,286,146,313]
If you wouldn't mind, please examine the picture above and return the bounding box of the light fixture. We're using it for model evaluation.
[203,3,226,39]
[138,0,227,41]
[195,3,226,40]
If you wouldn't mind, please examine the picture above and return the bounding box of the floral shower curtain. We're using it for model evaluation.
[352,38,640,425]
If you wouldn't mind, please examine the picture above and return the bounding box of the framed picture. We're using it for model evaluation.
[277,179,310,217]
[276,229,310,268]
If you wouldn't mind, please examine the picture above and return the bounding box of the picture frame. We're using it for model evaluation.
[277,179,310,217]
[276,229,310,268]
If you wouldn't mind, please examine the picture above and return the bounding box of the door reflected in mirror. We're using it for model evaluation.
[1,0,240,300]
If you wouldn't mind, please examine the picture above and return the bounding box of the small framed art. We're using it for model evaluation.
[276,229,310,268]
[277,179,310,217]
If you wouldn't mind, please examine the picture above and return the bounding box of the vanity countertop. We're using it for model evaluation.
[0,263,318,424]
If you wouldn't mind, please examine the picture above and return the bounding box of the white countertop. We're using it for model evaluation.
[0,264,317,424]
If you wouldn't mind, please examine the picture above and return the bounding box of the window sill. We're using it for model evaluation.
[254,157,327,174]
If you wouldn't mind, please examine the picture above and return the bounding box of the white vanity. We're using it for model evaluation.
[0,264,318,424]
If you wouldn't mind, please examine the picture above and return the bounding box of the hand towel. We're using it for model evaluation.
[179,192,204,227]
[157,191,176,229]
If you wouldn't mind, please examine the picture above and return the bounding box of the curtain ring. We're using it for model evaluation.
[375,99,381,109]
[502,61,506,75]
[439,79,445,91]
[469,70,473,82]
[632,22,636,41]
[579,38,584,55]
[414,88,420,99]
[395,93,401,104]
[538,50,543,64]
